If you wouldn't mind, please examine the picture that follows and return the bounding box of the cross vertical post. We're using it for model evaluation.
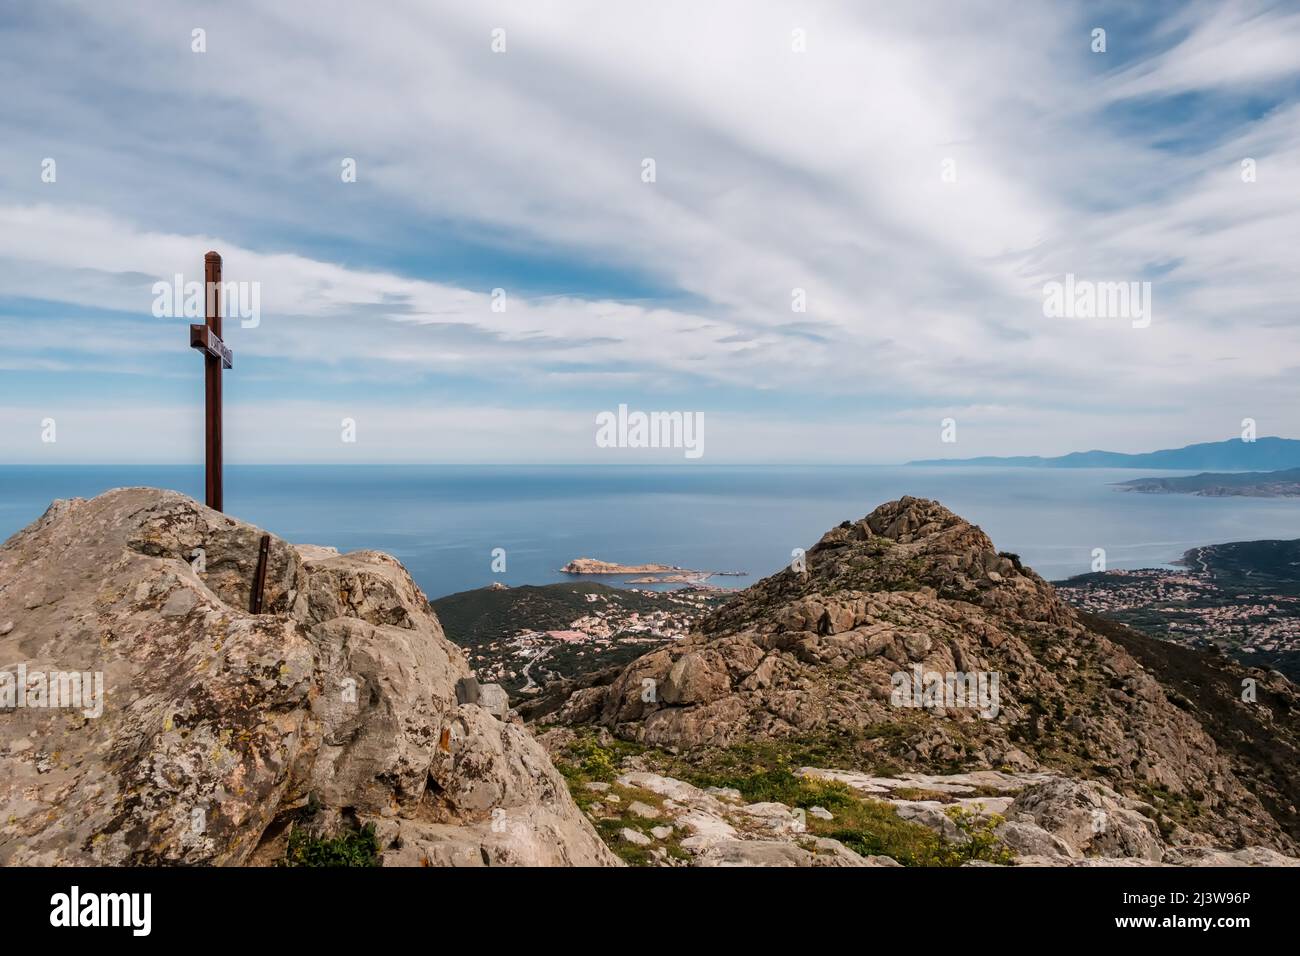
[190,251,233,512]
[204,251,223,512]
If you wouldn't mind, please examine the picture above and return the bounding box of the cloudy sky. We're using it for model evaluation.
[1,0,1298,463]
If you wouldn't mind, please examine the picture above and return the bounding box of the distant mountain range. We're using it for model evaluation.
[908,436,1300,470]
[1116,467,1300,497]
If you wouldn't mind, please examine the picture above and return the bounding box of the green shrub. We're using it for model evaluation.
[281,823,380,867]
[937,806,1016,866]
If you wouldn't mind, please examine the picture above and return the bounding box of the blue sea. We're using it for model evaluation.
[2,465,1298,600]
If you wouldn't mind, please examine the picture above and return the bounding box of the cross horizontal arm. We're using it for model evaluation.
[190,324,233,369]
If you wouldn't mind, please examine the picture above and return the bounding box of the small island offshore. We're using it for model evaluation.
[561,558,747,585]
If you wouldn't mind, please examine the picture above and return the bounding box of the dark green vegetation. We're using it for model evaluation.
[553,731,1014,867]
[1184,539,1300,678]
[1188,538,1300,595]
[280,823,380,867]
[1057,537,1300,680]
[1082,611,1300,845]
[432,581,663,646]
[432,581,725,696]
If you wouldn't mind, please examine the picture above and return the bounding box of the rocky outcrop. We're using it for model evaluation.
[796,768,1192,864]
[556,497,1296,856]
[556,750,1292,867]
[585,767,900,867]
[0,489,617,867]
[1007,778,1164,861]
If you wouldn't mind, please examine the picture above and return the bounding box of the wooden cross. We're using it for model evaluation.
[189,251,233,511]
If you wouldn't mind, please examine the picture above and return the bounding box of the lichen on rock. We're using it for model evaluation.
[0,488,617,867]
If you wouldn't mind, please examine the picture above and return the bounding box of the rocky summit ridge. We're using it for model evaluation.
[2,489,1295,869]
[553,496,1298,859]
[0,488,616,866]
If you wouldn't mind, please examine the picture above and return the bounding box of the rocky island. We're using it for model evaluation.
[562,558,688,575]
[562,558,746,585]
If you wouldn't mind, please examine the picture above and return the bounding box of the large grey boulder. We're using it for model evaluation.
[1008,778,1164,861]
[693,839,813,867]
[1164,846,1300,867]
[477,683,511,721]
[0,489,617,867]
[995,820,1080,860]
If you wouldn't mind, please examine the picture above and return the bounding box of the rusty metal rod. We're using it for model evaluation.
[250,534,270,613]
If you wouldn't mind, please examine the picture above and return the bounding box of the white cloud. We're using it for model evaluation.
[1103,1,1300,100]
[1,0,1298,461]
